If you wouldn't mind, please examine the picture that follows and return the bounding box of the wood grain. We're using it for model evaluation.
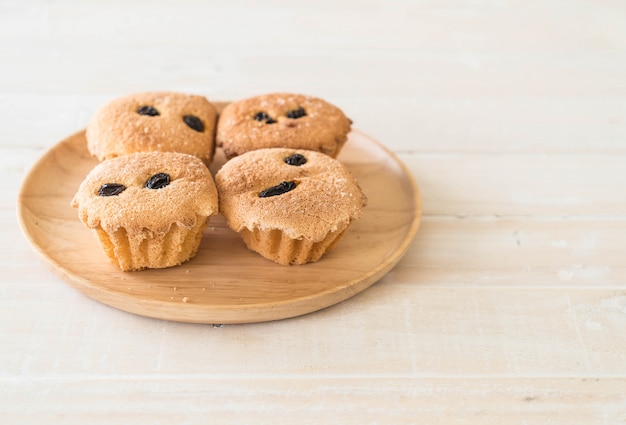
[3,0,626,422]
[2,378,625,425]
[396,217,626,287]
[2,285,625,376]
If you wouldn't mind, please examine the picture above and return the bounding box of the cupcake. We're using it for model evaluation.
[215,148,366,265]
[216,93,352,159]
[86,91,218,165]
[71,152,218,271]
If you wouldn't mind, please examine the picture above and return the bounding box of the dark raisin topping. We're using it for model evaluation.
[284,153,307,166]
[259,181,297,198]
[136,105,160,116]
[145,173,170,190]
[253,111,277,124]
[183,115,204,132]
[98,183,126,197]
[254,111,269,121]
[286,107,306,119]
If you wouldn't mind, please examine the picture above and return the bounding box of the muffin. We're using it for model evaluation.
[216,93,352,159]
[215,148,366,265]
[71,152,218,271]
[86,91,218,165]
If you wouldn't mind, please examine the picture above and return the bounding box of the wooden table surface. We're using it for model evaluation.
[3,1,626,423]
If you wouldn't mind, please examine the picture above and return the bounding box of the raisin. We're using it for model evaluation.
[286,107,306,119]
[254,111,269,121]
[253,111,277,124]
[98,183,126,196]
[183,115,204,132]
[284,153,307,166]
[145,173,170,190]
[259,181,297,198]
[137,105,160,116]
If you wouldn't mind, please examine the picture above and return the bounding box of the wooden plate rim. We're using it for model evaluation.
[17,128,421,324]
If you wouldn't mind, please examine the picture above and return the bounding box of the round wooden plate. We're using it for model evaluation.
[17,129,421,324]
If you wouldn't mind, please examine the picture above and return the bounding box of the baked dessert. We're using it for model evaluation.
[216,93,352,159]
[71,152,218,271]
[86,91,218,164]
[215,148,366,265]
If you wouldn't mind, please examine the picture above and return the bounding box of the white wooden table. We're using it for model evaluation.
[3,1,626,423]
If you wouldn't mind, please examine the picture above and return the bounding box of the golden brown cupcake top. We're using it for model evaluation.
[216,93,352,159]
[86,92,218,164]
[72,152,218,235]
[215,148,366,242]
